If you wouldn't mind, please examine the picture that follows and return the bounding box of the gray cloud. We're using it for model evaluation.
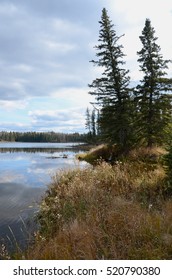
[0,0,131,132]
[2,0,101,24]
[0,0,171,134]
[29,108,85,132]
[0,80,27,100]
[0,0,102,103]
[0,122,31,131]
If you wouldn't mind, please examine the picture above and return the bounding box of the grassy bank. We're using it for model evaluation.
[4,145,172,259]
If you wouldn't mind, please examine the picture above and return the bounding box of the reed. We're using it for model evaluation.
[20,146,172,259]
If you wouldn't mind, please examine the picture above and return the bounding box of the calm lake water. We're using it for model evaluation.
[0,142,88,252]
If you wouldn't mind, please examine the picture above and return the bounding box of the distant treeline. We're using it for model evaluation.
[0,131,87,143]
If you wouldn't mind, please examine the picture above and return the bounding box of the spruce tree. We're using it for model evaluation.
[136,18,172,147]
[91,109,96,137]
[85,107,97,141]
[89,8,132,148]
[85,107,91,134]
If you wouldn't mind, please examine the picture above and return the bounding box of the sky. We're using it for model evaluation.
[0,0,172,133]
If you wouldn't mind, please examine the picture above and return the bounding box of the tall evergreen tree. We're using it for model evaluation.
[91,109,96,137]
[85,107,91,134]
[89,8,132,148]
[136,18,172,146]
[85,107,97,141]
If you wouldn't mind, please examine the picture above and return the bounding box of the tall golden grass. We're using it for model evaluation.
[14,146,172,260]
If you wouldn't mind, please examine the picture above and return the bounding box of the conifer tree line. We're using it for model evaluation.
[86,8,172,148]
[0,131,86,143]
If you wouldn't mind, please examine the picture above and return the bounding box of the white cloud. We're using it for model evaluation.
[43,40,77,54]
[0,100,28,110]
[51,18,90,38]
[0,122,31,131]
[0,80,27,101]
[108,0,172,24]
[12,64,33,73]
[28,107,86,132]
[104,0,172,81]
[50,87,95,106]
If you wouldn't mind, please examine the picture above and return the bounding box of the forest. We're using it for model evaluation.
[0,131,86,143]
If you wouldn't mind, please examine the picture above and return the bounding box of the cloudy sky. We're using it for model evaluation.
[0,0,172,133]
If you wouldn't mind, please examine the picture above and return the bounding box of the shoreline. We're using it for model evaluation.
[3,145,172,260]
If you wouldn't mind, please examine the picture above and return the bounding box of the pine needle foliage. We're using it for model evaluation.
[136,18,172,147]
[89,8,133,148]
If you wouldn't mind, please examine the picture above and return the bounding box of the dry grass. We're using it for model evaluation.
[77,144,167,165]
[126,146,167,163]
[77,144,117,164]
[16,147,172,260]
[25,197,172,260]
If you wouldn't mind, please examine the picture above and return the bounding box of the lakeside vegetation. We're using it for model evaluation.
[4,144,172,260]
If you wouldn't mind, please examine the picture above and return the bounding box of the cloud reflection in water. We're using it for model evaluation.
[0,144,89,250]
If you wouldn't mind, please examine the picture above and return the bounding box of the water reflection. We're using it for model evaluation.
[0,182,42,224]
[0,143,88,253]
[0,182,43,252]
[0,147,71,153]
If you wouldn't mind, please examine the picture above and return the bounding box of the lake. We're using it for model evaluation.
[0,142,88,252]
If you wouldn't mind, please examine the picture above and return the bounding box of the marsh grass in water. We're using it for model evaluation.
[0,215,36,260]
